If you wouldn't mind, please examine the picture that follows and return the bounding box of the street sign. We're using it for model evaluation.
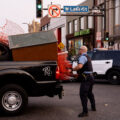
[58,42,65,49]
[48,5,61,18]
[63,6,89,12]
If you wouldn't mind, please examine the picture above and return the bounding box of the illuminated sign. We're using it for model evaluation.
[74,29,90,36]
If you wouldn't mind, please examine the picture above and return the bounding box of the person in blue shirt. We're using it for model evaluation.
[70,46,96,117]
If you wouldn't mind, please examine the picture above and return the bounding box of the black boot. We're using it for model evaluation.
[78,112,88,117]
[91,107,96,111]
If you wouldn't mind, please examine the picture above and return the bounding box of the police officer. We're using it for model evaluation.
[71,46,96,117]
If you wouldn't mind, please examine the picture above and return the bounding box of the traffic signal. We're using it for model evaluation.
[36,0,42,18]
[105,32,109,41]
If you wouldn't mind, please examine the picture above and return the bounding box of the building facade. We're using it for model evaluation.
[49,16,67,52]
[40,0,120,53]
[40,15,50,31]
[66,0,94,55]
[97,0,120,50]
[40,15,67,52]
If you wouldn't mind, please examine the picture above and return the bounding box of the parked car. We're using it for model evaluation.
[73,49,120,85]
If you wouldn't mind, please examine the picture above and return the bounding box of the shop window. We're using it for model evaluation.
[99,4,105,29]
[79,18,81,30]
[68,40,75,56]
[88,16,93,28]
[68,22,72,34]
[115,0,120,25]
[81,17,85,29]
[74,19,77,32]
[75,39,83,55]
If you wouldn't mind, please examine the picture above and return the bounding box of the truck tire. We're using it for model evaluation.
[107,70,120,85]
[0,84,28,115]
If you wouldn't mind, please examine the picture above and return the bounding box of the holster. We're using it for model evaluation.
[78,73,87,82]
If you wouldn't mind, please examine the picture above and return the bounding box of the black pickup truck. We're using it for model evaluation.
[0,32,63,115]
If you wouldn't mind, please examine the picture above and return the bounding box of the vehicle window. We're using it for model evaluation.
[92,51,106,60]
[106,51,120,66]
[87,51,93,59]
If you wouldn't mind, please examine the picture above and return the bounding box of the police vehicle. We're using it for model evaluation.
[88,49,120,85]
[73,49,120,85]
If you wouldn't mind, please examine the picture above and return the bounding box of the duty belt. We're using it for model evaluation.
[81,72,93,81]
[83,71,93,74]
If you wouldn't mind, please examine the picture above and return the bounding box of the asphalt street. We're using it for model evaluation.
[0,82,120,120]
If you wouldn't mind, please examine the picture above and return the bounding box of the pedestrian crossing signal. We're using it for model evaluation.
[36,0,42,18]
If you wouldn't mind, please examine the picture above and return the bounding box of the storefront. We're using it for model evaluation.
[66,29,94,55]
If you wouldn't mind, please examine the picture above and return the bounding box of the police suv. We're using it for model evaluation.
[87,49,120,84]
[73,49,120,85]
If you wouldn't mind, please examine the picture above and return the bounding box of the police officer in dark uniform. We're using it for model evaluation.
[71,46,96,117]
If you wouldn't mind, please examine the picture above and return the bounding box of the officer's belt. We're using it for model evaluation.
[83,71,93,74]
[81,72,93,81]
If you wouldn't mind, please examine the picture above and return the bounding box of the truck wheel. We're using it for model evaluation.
[107,70,120,85]
[0,84,28,115]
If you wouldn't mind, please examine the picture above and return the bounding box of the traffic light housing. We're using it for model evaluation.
[105,32,109,41]
[36,0,42,18]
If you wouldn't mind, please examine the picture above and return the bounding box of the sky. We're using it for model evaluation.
[0,0,86,32]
